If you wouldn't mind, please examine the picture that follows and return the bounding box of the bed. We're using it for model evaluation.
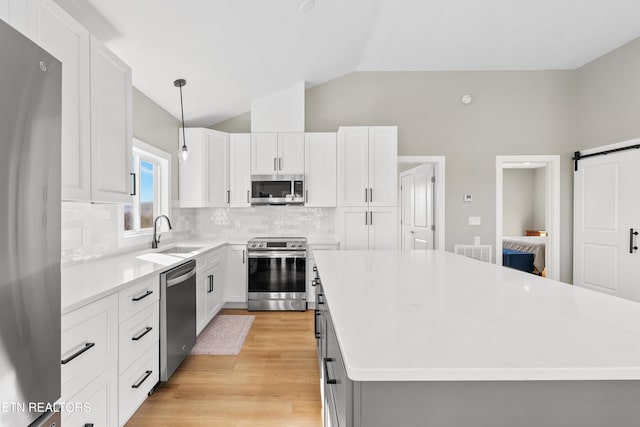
[502,236,547,274]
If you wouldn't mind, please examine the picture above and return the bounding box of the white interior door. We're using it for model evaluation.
[400,174,414,249]
[400,164,435,250]
[574,149,640,301]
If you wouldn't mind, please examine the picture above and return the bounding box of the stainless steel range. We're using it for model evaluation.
[247,237,307,311]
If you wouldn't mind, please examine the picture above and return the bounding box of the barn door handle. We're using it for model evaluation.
[631,228,639,254]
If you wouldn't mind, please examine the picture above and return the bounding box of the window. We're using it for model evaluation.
[122,139,171,239]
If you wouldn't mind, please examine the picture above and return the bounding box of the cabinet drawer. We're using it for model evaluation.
[119,276,159,321]
[62,364,118,427]
[119,301,159,373]
[61,293,118,389]
[205,248,224,266]
[119,343,159,426]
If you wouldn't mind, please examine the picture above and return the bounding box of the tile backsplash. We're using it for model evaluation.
[192,206,336,240]
[61,202,335,264]
[61,202,194,265]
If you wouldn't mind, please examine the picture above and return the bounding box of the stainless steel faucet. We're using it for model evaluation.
[152,215,173,249]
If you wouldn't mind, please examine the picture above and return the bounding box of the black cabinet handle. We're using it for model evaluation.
[313,265,317,272]
[85,424,94,427]
[132,326,153,341]
[315,310,321,339]
[630,228,639,254]
[227,190,230,204]
[247,190,250,204]
[132,370,153,389]
[130,172,136,196]
[312,278,319,287]
[324,358,337,384]
[132,290,153,302]
[369,188,373,202]
[242,249,245,264]
[208,275,214,293]
[61,342,95,365]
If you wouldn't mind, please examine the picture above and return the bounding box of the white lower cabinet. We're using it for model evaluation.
[117,277,160,426]
[62,274,162,427]
[63,364,118,427]
[196,247,226,334]
[61,294,118,427]
[338,207,397,250]
[118,345,159,426]
[225,244,247,305]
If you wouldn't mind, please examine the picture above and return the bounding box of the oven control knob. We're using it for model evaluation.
[259,242,265,248]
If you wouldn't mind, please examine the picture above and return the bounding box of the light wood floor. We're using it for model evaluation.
[126,309,322,427]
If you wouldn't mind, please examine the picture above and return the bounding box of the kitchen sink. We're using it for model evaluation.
[158,246,202,254]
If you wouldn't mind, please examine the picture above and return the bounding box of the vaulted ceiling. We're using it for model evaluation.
[55,0,640,127]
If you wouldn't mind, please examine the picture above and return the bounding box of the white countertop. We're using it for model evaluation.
[61,238,236,314]
[314,250,640,382]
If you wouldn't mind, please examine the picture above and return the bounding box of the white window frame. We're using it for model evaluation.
[118,138,172,249]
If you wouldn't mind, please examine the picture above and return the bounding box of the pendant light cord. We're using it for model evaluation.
[179,83,186,148]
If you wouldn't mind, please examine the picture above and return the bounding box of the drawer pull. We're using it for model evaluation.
[315,310,321,339]
[132,290,153,302]
[85,424,94,427]
[132,370,153,389]
[313,265,317,272]
[61,342,95,365]
[312,278,319,287]
[324,358,337,384]
[132,326,153,341]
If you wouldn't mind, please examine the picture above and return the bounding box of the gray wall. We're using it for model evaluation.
[503,169,535,236]
[211,111,251,133]
[576,37,640,149]
[533,167,546,230]
[304,71,576,283]
[132,88,181,199]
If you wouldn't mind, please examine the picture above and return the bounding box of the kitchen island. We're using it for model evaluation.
[313,250,640,427]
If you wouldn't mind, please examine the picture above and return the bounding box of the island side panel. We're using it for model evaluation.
[356,380,640,427]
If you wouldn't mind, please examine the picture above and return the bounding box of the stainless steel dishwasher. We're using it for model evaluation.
[160,259,196,381]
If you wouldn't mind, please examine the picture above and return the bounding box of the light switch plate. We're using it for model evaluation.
[463,194,473,202]
[469,216,481,225]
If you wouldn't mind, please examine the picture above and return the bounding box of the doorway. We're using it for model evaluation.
[496,155,560,280]
[398,156,445,250]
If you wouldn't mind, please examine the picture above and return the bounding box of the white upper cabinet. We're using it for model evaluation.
[179,128,230,208]
[1,0,33,38]
[337,127,369,206]
[32,0,91,201]
[305,132,337,207]
[251,132,304,175]
[337,126,397,207]
[229,133,251,207]
[368,127,398,207]
[25,0,133,203]
[89,36,132,203]
[277,133,305,174]
[206,130,230,207]
[251,133,278,175]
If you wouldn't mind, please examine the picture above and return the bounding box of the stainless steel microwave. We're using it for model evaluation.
[250,175,304,205]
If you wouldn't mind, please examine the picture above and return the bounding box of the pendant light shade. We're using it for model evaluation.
[174,78,189,162]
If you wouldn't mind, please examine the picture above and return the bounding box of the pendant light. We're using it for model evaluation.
[174,78,189,162]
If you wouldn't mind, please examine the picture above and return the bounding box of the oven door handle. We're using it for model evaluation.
[248,251,307,259]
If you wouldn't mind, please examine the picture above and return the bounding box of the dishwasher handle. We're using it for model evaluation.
[166,268,196,287]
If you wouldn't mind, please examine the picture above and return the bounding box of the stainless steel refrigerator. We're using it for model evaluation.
[0,19,62,427]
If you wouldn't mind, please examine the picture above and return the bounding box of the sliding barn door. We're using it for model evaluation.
[574,149,640,301]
